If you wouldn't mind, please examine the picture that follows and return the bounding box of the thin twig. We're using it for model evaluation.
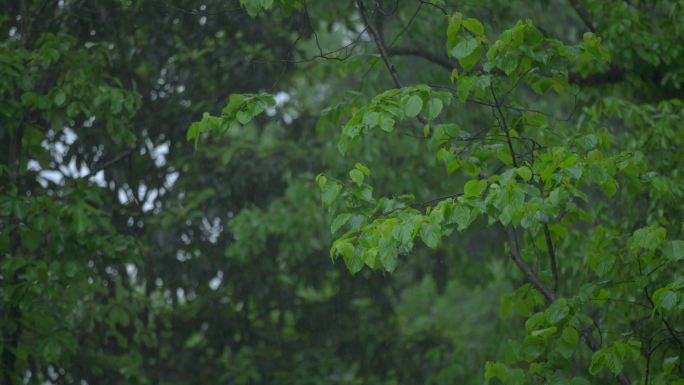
[83,148,134,178]
[490,86,518,167]
[386,47,454,70]
[543,224,559,292]
[356,0,428,125]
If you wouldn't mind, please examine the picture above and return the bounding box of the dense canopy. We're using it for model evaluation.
[1,1,684,384]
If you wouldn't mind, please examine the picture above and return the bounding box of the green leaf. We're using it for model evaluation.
[556,327,579,359]
[363,111,379,127]
[404,95,423,117]
[463,18,485,36]
[72,207,89,234]
[362,247,379,269]
[498,52,520,75]
[446,12,463,51]
[457,76,474,102]
[460,44,482,71]
[379,237,398,272]
[484,362,509,384]
[331,213,352,234]
[653,287,679,312]
[531,326,557,338]
[589,254,615,278]
[187,121,201,141]
[335,240,363,274]
[335,240,355,260]
[349,169,364,185]
[321,182,342,206]
[600,178,618,197]
[354,163,371,176]
[185,332,205,348]
[575,371,602,384]
[315,174,327,188]
[425,98,443,120]
[236,110,251,124]
[661,240,684,262]
[393,223,414,249]
[379,115,395,132]
[590,347,623,376]
[628,226,666,251]
[53,90,66,107]
[451,37,479,59]
[419,221,441,249]
[545,298,569,325]
[464,179,487,198]
[343,248,364,274]
[450,205,472,231]
[521,335,545,361]
[515,166,532,182]
[447,159,461,174]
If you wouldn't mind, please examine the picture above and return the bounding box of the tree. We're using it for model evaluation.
[2,0,684,384]
[194,1,684,384]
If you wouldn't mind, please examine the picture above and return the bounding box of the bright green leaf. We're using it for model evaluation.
[404,95,423,117]
[331,213,352,234]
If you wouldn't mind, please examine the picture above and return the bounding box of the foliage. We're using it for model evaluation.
[195,1,684,384]
[2,1,684,385]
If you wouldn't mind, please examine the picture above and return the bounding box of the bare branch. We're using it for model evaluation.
[356,0,404,88]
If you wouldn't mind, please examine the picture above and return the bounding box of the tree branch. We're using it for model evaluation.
[543,224,559,292]
[357,3,630,383]
[387,46,624,87]
[81,148,134,180]
[356,0,429,125]
[570,66,624,86]
[490,86,518,168]
[568,0,596,32]
[357,0,403,88]
[386,47,454,70]
[495,88,629,383]
[507,226,631,385]
[506,226,556,302]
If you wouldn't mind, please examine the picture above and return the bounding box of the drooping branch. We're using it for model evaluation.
[506,226,631,385]
[506,226,557,302]
[494,81,632,385]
